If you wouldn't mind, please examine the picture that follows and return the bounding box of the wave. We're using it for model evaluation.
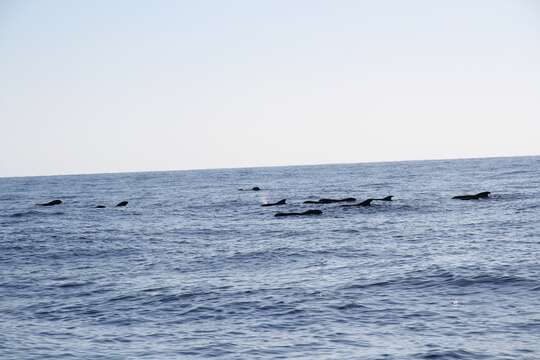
[414,349,489,359]
[0,195,21,201]
[140,291,215,306]
[55,281,93,289]
[517,203,540,211]
[343,271,537,292]
[329,302,369,311]
[7,210,65,218]
[216,247,356,267]
[496,169,532,176]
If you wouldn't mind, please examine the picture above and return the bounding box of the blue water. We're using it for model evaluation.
[1,156,539,359]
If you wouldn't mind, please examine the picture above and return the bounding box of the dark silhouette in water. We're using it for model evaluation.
[342,199,374,207]
[275,209,322,217]
[115,201,128,207]
[261,199,287,207]
[304,197,356,204]
[239,186,261,191]
[452,192,491,200]
[375,195,393,201]
[37,200,62,206]
[95,205,106,208]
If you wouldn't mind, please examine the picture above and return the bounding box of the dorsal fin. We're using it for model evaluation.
[358,198,373,206]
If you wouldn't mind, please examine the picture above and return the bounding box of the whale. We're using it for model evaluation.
[375,195,393,201]
[37,200,62,206]
[115,201,128,207]
[95,205,106,208]
[239,186,261,191]
[275,209,322,217]
[452,192,491,200]
[342,199,374,207]
[261,199,286,207]
[303,197,356,204]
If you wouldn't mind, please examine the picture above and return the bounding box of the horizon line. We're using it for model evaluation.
[1,153,538,180]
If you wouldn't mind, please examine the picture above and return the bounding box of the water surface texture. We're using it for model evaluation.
[1,156,539,359]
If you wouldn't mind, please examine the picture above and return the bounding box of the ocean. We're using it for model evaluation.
[1,156,539,359]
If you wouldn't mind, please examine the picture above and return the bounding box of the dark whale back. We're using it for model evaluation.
[342,198,374,207]
[304,197,356,204]
[302,209,322,215]
[275,209,322,217]
[37,199,62,206]
[261,199,287,207]
[378,196,393,201]
[318,198,337,204]
[452,192,491,200]
[115,201,128,207]
[357,199,374,206]
[452,195,475,200]
[239,186,261,191]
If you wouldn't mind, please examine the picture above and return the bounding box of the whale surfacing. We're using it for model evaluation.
[261,199,286,207]
[115,201,128,207]
[37,200,62,206]
[452,192,491,200]
[275,209,322,217]
[303,197,356,204]
[342,199,374,207]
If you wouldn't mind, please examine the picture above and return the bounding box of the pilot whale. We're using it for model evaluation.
[37,200,62,206]
[115,201,128,207]
[452,192,491,200]
[239,186,261,191]
[275,209,322,217]
[342,199,374,207]
[304,197,356,204]
[261,199,286,207]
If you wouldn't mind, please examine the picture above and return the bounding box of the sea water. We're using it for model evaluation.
[1,156,539,359]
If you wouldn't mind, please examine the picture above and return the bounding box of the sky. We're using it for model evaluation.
[1,0,539,177]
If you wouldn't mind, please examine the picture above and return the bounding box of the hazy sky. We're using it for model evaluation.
[1,0,539,177]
